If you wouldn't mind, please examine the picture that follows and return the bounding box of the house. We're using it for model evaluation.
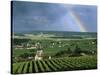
[49,56,51,59]
[15,45,24,49]
[28,57,33,60]
[35,50,43,61]
[27,46,37,49]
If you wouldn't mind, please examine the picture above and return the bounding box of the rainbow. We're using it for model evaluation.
[68,10,87,32]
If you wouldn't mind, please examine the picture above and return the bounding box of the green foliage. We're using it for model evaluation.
[29,49,36,52]
[23,62,29,73]
[13,49,35,57]
[17,62,25,74]
[13,38,31,45]
[37,60,45,72]
[34,61,39,72]
[41,60,51,72]
[67,47,72,54]
[73,45,82,55]
[20,53,29,58]
[29,61,32,73]
[12,56,97,74]
[13,39,97,57]
[54,47,72,57]
[12,32,97,74]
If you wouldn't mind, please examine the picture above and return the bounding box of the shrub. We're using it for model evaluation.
[73,45,82,55]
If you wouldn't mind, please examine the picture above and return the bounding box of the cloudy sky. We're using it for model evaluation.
[12,1,97,32]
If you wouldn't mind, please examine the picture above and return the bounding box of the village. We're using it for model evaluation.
[13,41,53,62]
[13,38,96,63]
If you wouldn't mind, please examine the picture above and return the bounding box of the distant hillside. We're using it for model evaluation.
[13,31,97,39]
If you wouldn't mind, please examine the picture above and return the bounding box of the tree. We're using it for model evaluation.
[67,47,72,54]
[19,53,29,58]
[74,45,81,55]
[29,49,36,52]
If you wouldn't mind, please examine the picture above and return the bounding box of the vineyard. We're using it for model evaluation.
[12,32,97,74]
[12,56,97,74]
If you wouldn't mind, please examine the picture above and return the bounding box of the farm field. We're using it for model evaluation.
[13,38,97,57]
[12,32,97,74]
[12,55,97,74]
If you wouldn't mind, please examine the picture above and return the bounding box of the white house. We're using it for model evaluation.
[35,50,43,61]
[49,56,51,59]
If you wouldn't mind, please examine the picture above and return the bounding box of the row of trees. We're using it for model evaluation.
[54,45,96,57]
[13,38,31,45]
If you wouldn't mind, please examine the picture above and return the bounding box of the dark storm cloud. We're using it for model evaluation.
[12,1,97,32]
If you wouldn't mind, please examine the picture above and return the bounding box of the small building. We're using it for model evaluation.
[15,45,24,49]
[35,50,43,61]
[49,56,51,59]
[92,42,95,44]
[27,46,37,49]
[28,57,33,60]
